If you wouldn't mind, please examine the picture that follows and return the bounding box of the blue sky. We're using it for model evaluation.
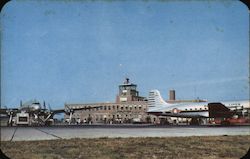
[1,0,249,108]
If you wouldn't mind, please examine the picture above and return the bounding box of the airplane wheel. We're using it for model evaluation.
[45,121,51,126]
[190,118,199,125]
[7,122,13,127]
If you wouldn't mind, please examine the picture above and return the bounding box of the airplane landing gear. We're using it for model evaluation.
[190,118,200,125]
[7,121,13,127]
[45,120,53,126]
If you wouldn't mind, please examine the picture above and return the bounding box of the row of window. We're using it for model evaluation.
[183,107,208,111]
[73,113,145,120]
[70,105,146,111]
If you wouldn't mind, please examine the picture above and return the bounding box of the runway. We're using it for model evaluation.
[1,125,249,141]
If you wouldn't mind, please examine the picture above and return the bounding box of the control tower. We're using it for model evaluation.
[116,78,146,103]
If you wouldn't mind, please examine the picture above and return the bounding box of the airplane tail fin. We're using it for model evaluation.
[148,90,171,109]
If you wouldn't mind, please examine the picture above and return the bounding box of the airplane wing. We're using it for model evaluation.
[158,112,208,118]
[0,108,7,114]
[49,109,65,114]
[0,108,19,115]
[50,106,101,115]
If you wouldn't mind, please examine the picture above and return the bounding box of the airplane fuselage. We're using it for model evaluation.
[148,102,209,118]
[149,100,249,117]
[147,90,249,119]
[20,103,41,112]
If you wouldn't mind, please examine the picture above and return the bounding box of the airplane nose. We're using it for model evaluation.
[37,105,41,110]
[33,104,40,110]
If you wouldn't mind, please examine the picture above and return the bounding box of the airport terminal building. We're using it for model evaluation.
[65,78,156,124]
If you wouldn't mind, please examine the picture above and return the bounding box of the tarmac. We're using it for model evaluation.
[1,124,250,141]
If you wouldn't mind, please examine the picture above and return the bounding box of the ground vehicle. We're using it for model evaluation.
[16,112,29,125]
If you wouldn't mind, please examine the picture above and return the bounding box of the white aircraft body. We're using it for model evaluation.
[1,100,100,126]
[147,90,249,119]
